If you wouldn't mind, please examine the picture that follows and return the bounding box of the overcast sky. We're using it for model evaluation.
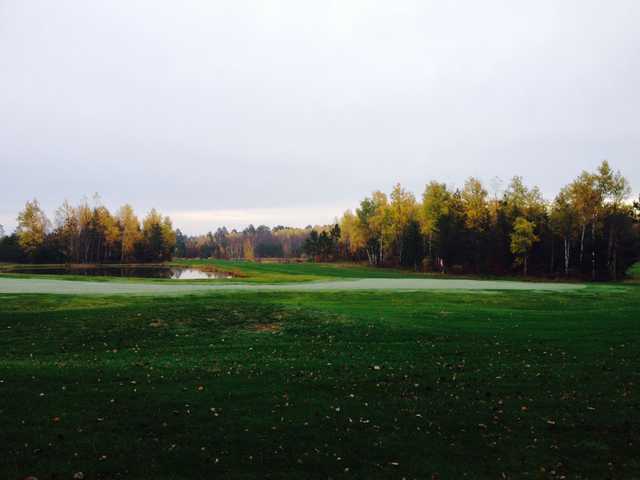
[1,1,639,234]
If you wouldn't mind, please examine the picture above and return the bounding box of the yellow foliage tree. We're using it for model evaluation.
[16,199,49,259]
[243,238,254,260]
[116,204,141,262]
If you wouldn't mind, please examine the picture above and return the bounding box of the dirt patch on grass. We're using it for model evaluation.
[249,323,282,333]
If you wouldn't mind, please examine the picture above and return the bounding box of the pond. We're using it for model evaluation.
[4,265,233,280]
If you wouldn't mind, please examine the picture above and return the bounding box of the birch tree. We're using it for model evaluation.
[419,181,450,261]
[368,191,392,265]
[569,172,600,272]
[596,160,631,279]
[550,188,577,276]
[388,183,417,263]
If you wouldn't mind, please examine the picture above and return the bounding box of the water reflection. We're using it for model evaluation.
[169,268,232,280]
[6,266,232,280]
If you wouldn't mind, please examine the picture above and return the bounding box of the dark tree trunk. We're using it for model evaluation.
[563,237,570,277]
[579,224,586,266]
[591,221,596,281]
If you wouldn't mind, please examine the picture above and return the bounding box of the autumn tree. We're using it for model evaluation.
[141,209,175,262]
[435,190,467,272]
[510,217,539,275]
[503,176,546,223]
[93,206,120,262]
[75,198,94,263]
[354,193,391,265]
[595,161,632,279]
[368,191,392,265]
[462,177,489,232]
[117,204,141,262]
[16,199,50,260]
[419,181,450,266]
[54,200,79,262]
[388,183,417,264]
[161,216,177,259]
[569,171,600,272]
[243,238,255,260]
[550,188,578,276]
[461,178,489,270]
[339,210,363,260]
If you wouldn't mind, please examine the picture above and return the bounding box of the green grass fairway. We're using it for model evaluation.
[172,258,512,283]
[173,258,435,282]
[1,285,639,479]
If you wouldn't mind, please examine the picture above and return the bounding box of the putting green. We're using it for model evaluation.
[0,277,585,295]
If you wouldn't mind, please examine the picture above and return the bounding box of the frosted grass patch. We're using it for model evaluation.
[0,277,585,296]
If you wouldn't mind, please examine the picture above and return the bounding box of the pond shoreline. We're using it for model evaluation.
[0,263,234,280]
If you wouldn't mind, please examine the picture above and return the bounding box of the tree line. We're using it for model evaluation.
[174,225,315,260]
[337,161,639,279]
[0,196,176,263]
[1,161,638,279]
